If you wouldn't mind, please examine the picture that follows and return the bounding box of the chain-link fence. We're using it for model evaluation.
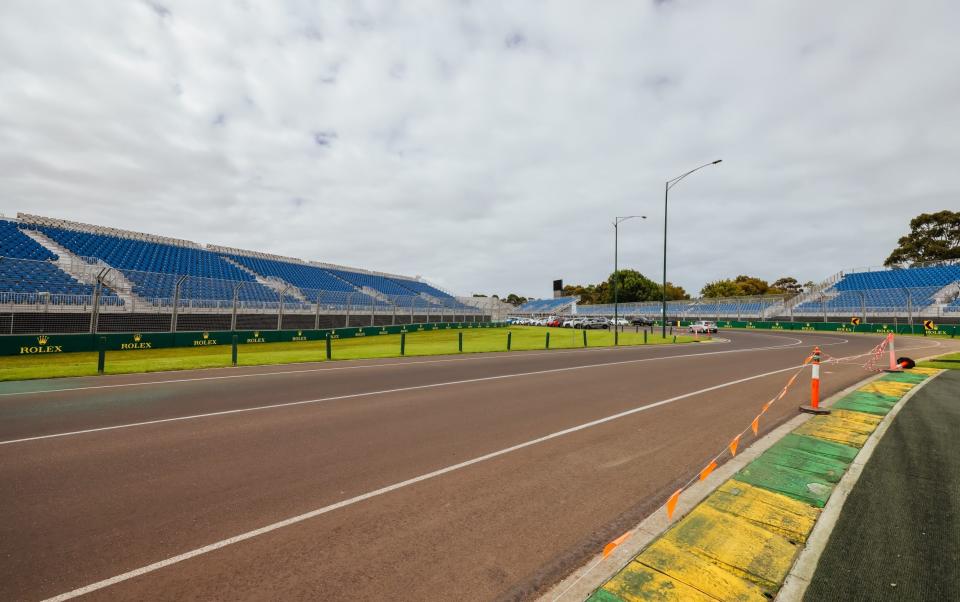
[574,295,789,322]
[784,284,960,324]
[0,256,487,335]
[572,286,960,325]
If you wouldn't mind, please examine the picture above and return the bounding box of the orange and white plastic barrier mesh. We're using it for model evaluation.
[561,348,819,600]
[653,349,814,521]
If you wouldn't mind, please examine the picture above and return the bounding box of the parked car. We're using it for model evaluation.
[611,318,628,326]
[562,318,581,328]
[630,316,654,326]
[581,317,611,330]
[688,320,718,334]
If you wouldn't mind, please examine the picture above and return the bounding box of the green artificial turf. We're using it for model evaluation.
[917,352,960,371]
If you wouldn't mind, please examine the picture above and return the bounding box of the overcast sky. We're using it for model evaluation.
[1,1,958,298]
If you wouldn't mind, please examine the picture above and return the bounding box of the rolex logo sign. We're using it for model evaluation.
[20,335,63,355]
[246,330,265,344]
[292,329,307,342]
[194,331,217,347]
[121,333,152,350]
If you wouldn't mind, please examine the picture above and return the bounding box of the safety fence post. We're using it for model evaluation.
[400,331,406,356]
[672,335,676,344]
[231,334,238,367]
[326,333,332,360]
[97,336,106,375]
[546,331,550,349]
[644,330,648,345]
[458,331,463,352]
[800,346,830,414]
[583,329,587,348]
[507,331,512,350]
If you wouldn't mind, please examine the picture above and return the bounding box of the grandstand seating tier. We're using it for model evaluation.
[1,220,121,303]
[35,226,286,303]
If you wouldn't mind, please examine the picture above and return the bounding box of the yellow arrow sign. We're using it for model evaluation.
[923,320,936,330]
[850,317,861,326]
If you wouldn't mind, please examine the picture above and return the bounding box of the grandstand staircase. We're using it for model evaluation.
[928,281,960,316]
[360,286,393,306]
[782,271,843,315]
[20,228,145,308]
[417,292,445,306]
[931,281,960,304]
[321,269,374,303]
[220,256,308,302]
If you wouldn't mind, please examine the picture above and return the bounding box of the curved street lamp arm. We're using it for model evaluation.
[666,159,722,191]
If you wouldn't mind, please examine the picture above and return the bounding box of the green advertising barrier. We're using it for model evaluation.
[0,322,505,357]
[655,320,957,337]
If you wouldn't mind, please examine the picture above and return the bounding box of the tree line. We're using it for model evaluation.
[479,211,959,306]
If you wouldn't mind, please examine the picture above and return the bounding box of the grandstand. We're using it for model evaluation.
[792,264,960,318]
[514,297,578,315]
[0,218,121,307]
[559,264,960,324]
[3,212,959,334]
[1,213,485,334]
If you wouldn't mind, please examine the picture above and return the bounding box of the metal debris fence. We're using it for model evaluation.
[0,256,488,335]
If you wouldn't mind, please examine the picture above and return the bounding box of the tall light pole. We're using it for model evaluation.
[614,215,646,345]
[662,160,722,337]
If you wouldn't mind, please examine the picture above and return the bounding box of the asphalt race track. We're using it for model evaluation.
[1,330,955,601]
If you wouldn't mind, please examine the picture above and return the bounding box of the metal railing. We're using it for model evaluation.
[571,286,960,324]
[0,256,486,335]
[575,295,789,320]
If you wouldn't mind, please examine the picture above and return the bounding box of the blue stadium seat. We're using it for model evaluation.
[37,226,286,304]
[1,220,121,304]
[516,298,576,312]
[794,264,959,313]
[223,255,382,308]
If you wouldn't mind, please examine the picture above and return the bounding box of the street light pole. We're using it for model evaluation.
[613,215,646,345]
[661,159,723,338]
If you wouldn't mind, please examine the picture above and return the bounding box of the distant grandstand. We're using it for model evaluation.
[514,297,578,314]
[4,212,959,335]
[513,264,960,324]
[1,213,486,334]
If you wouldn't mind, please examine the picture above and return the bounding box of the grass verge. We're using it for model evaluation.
[917,352,960,370]
[0,326,697,382]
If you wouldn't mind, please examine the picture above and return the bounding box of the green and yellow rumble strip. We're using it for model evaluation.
[588,366,941,602]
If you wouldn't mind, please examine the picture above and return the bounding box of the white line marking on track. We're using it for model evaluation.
[0,330,808,399]
[35,335,946,600]
[1,336,811,446]
[39,358,821,602]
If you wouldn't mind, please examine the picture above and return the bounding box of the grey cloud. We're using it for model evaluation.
[0,1,958,299]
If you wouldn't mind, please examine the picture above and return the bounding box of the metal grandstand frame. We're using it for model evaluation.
[571,286,960,325]
[0,256,486,335]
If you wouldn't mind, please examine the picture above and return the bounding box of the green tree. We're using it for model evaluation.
[700,279,740,298]
[733,275,770,296]
[884,210,960,266]
[770,277,801,295]
[504,293,527,306]
[567,271,688,303]
[562,283,599,304]
[604,269,661,303]
[664,282,690,300]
